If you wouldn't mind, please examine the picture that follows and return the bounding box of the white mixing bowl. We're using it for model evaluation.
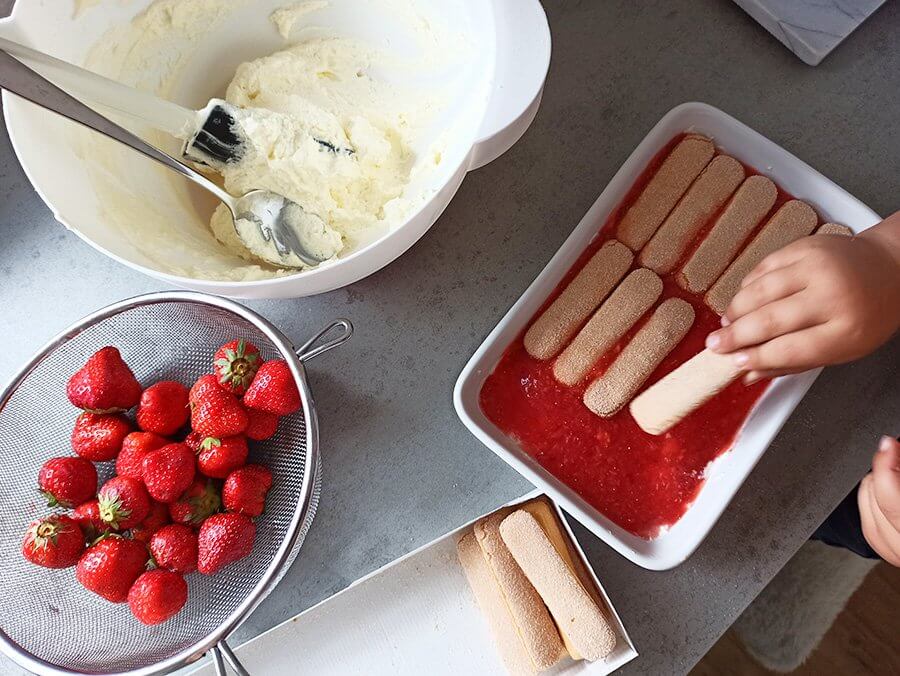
[1,0,550,298]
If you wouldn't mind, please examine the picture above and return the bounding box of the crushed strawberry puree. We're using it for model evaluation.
[479,134,792,539]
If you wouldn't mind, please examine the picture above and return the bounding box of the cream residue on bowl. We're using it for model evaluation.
[79,0,459,281]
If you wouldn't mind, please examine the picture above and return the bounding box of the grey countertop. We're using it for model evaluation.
[1,1,899,674]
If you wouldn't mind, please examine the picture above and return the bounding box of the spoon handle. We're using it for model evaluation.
[0,50,233,205]
[0,36,195,136]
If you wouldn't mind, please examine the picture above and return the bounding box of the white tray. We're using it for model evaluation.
[185,492,637,675]
[454,102,881,571]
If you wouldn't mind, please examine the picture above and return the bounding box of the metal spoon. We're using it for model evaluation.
[0,50,338,268]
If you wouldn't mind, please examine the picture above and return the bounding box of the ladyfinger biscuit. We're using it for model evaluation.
[816,222,853,236]
[629,348,743,435]
[639,155,746,274]
[474,512,565,670]
[705,200,818,314]
[678,175,778,293]
[524,240,633,360]
[617,135,715,251]
[500,510,617,662]
[583,298,695,417]
[457,532,537,676]
[554,268,663,386]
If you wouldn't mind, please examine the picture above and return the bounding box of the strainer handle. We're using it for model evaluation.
[295,318,354,362]
[211,641,251,676]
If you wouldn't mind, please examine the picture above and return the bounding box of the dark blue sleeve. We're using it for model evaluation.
[811,481,882,560]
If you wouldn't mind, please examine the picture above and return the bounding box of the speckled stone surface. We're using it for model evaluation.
[0,1,898,674]
[733,0,886,65]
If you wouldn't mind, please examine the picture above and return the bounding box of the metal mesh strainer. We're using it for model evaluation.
[0,291,352,676]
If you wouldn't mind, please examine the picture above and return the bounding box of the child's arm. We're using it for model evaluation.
[859,437,900,566]
[705,210,900,383]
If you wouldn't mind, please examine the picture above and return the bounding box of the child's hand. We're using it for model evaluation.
[706,212,900,383]
[859,437,900,566]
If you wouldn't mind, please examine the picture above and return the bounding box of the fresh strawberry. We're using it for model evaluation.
[197,513,255,575]
[188,375,220,404]
[72,499,114,540]
[71,412,132,461]
[142,443,196,503]
[131,501,170,544]
[190,383,249,438]
[128,569,188,625]
[214,339,261,396]
[245,409,278,441]
[149,524,198,573]
[38,456,97,508]
[242,360,300,416]
[76,535,148,602]
[169,479,221,527]
[98,476,151,530]
[184,430,204,452]
[22,515,84,568]
[197,436,248,479]
[116,431,168,479]
[223,465,273,517]
[66,346,142,413]
[136,381,189,436]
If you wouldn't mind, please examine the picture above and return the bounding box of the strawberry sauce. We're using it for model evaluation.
[480,135,783,539]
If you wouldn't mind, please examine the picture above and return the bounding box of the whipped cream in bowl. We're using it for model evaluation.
[1,0,550,297]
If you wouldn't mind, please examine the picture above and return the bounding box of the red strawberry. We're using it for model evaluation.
[98,476,151,530]
[71,412,132,461]
[197,513,255,575]
[243,360,300,416]
[245,409,278,441]
[67,346,142,413]
[223,465,273,517]
[142,443,196,503]
[131,501,171,544]
[72,499,114,539]
[197,436,248,479]
[149,524,198,573]
[214,339,261,396]
[190,384,248,438]
[136,381,189,436]
[189,375,220,404]
[184,430,204,453]
[38,456,97,508]
[169,479,221,527]
[76,536,148,602]
[22,515,84,568]
[116,432,168,479]
[128,569,188,625]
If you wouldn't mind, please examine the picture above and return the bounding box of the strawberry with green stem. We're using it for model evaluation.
[169,478,221,527]
[38,456,97,508]
[214,339,261,396]
[22,515,84,568]
[98,476,151,530]
[197,435,248,479]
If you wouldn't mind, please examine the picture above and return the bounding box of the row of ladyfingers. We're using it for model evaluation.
[523,135,852,431]
[457,499,616,675]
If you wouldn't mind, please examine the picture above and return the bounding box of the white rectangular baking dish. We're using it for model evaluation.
[184,491,637,675]
[454,102,881,571]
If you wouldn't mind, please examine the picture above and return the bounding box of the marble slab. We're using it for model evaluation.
[733,0,886,65]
